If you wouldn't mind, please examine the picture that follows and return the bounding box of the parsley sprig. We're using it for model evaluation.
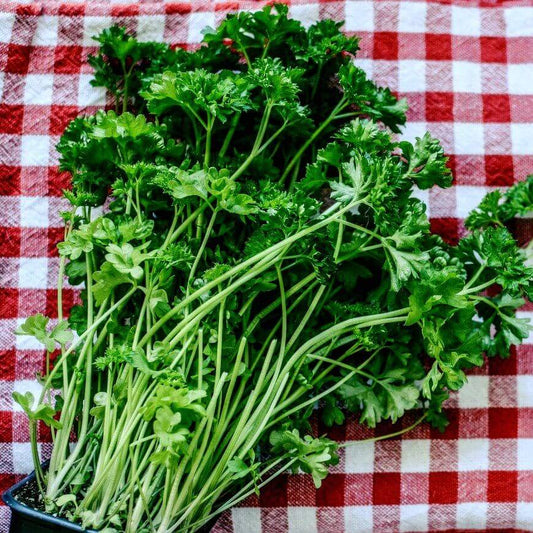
[14,5,532,532]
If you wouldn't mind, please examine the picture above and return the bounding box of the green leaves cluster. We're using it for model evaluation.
[270,429,339,488]
[141,385,206,455]
[16,315,72,353]
[466,175,533,229]
[13,391,62,430]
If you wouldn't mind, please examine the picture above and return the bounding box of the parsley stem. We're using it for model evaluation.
[174,457,297,533]
[337,219,383,242]
[139,201,354,348]
[470,294,500,311]
[339,412,428,448]
[230,102,273,181]
[211,297,227,416]
[186,209,218,299]
[273,313,409,419]
[161,205,182,249]
[460,277,496,295]
[310,344,383,389]
[280,97,348,186]
[462,264,487,292]
[167,202,210,245]
[56,254,69,394]
[30,419,44,495]
[204,114,213,166]
[269,368,359,429]
[279,285,327,404]
[79,253,95,438]
[40,288,135,400]
[218,112,240,159]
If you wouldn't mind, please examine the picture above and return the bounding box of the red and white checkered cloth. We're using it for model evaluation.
[0,1,532,531]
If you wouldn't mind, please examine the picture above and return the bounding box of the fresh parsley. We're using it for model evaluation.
[14,5,532,532]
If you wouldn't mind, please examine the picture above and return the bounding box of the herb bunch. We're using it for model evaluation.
[15,6,532,532]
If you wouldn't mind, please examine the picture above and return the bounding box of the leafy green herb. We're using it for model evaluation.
[15,6,531,533]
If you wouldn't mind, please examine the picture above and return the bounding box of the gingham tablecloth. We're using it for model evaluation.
[0,1,533,532]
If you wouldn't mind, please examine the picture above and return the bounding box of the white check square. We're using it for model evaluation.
[290,5,320,28]
[20,197,49,228]
[511,124,533,155]
[82,16,111,47]
[401,122,428,145]
[456,502,487,529]
[456,186,489,218]
[344,506,372,533]
[451,6,481,36]
[401,440,431,473]
[355,59,374,79]
[345,440,374,473]
[398,2,427,33]
[454,123,484,155]
[504,8,533,37]
[517,439,533,470]
[508,64,533,95]
[20,136,50,167]
[400,504,429,532]
[12,442,36,474]
[453,62,481,94]
[24,74,54,105]
[187,12,215,44]
[288,507,317,533]
[32,15,58,46]
[518,376,533,407]
[232,508,262,533]
[137,15,166,42]
[507,63,533,94]
[458,439,489,471]
[18,258,48,289]
[458,376,489,408]
[345,2,374,32]
[517,503,533,528]
[399,60,426,92]
[0,13,16,44]
[78,74,106,107]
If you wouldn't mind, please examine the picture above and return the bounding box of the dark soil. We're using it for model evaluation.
[14,477,216,532]
[14,476,45,512]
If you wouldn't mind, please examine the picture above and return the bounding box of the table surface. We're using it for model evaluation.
[0,1,532,532]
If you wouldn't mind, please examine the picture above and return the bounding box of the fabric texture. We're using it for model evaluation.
[0,1,532,531]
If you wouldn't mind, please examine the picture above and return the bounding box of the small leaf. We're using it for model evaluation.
[56,494,77,507]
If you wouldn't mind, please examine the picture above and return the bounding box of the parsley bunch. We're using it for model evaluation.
[15,6,532,532]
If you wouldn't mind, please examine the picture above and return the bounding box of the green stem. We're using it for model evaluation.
[339,412,428,448]
[460,277,496,295]
[219,112,240,159]
[269,368,359,429]
[230,103,273,181]
[204,114,213,167]
[178,457,297,533]
[187,209,218,295]
[40,288,135,403]
[30,419,44,494]
[280,97,348,185]
[139,201,354,348]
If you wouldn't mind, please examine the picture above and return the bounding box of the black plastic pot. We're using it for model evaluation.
[3,470,217,533]
[2,470,96,533]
